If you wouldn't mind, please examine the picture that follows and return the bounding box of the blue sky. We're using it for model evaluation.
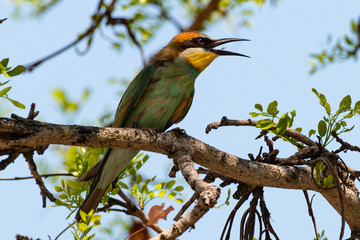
[1,0,360,239]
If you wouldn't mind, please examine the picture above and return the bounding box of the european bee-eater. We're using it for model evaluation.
[76,31,249,220]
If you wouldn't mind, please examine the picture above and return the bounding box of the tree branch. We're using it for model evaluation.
[1,117,360,235]
[187,0,221,31]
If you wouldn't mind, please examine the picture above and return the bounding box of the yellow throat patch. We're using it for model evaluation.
[180,48,218,72]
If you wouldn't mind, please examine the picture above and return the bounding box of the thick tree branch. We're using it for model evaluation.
[1,118,360,235]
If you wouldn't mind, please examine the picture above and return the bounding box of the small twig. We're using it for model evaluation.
[153,2,184,31]
[23,151,56,207]
[332,131,360,153]
[27,103,39,120]
[0,18,7,24]
[115,188,164,234]
[54,224,72,240]
[303,190,319,240]
[0,152,20,170]
[276,146,321,166]
[173,192,199,221]
[106,16,146,67]
[0,173,73,181]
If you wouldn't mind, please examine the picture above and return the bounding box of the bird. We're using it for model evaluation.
[76,31,249,220]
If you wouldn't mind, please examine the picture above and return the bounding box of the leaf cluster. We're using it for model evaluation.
[249,100,300,146]
[249,88,359,148]
[314,161,333,188]
[0,58,25,109]
[311,88,359,147]
[117,153,184,210]
[309,19,360,74]
[52,88,90,115]
[72,209,101,240]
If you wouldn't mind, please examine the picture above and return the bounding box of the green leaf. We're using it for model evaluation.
[149,191,155,199]
[323,175,333,188]
[325,103,331,114]
[136,174,142,183]
[55,199,67,206]
[339,95,351,111]
[319,94,327,106]
[354,101,360,113]
[254,103,263,112]
[249,112,260,117]
[318,120,327,137]
[155,182,164,190]
[333,123,341,132]
[295,127,302,133]
[344,125,355,132]
[7,65,25,77]
[175,198,183,204]
[78,222,88,232]
[0,80,10,86]
[117,182,129,189]
[257,119,274,130]
[0,86,11,96]
[312,88,320,97]
[1,58,9,68]
[174,186,184,192]
[54,186,63,192]
[343,113,354,119]
[167,191,176,199]
[10,99,26,109]
[59,194,67,199]
[267,101,279,117]
[276,113,289,136]
[158,190,166,197]
[165,180,176,189]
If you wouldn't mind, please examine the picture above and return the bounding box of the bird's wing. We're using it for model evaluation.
[76,66,154,220]
[113,65,155,128]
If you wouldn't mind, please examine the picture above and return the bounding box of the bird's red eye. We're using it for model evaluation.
[197,38,204,45]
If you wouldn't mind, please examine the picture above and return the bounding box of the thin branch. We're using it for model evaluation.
[332,131,360,153]
[0,173,73,181]
[173,192,198,221]
[206,116,317,147]
[106,17,146,67]
[303,190,319,240]
[25,0,118,72]
[23,151,56,207]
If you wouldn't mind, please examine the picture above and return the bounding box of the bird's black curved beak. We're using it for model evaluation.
[208,38,250,58]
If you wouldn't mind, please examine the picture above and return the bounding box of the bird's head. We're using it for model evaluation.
[149,31,249,72]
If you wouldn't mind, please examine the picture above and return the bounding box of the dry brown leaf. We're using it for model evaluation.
[147,203,175,226]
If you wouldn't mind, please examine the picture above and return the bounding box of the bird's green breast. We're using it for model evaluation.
[123,57,200,130]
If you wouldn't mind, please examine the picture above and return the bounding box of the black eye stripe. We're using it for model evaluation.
[181,37,214,49]
[192,37,212,45]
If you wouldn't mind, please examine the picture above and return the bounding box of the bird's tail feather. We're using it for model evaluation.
[75,186,107,221]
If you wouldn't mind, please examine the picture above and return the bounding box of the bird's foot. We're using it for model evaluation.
[144,127,158,136]
[168,127,187,135]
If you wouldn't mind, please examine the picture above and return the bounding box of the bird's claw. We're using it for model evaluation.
[168,127,187,135]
